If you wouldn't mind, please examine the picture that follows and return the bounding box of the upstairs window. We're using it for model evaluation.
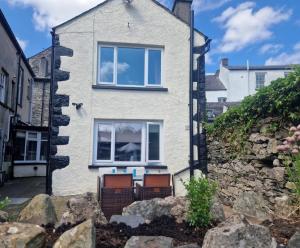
[256,72,266,89]
[98,45,163,87]
[0,70,8,104]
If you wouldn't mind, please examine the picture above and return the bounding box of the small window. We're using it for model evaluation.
[94,121,162,165]
[256,72,266,89]
[218,97,227,103]
[18,67,24,105]
[0,70,8,104]
[98,45,163,87]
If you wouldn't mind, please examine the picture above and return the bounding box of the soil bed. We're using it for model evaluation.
[44,216,214,248]
[262,218,300,245]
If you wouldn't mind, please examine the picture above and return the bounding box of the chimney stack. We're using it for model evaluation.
[221,58,229,67]
[172,0,193,24]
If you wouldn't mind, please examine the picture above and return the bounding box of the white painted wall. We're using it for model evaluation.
[218,66,290,102]
[14,165,46,177]
[206,90,227,102]
[53,0,205,196]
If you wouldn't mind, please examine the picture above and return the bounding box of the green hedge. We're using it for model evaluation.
[207,67,300,137]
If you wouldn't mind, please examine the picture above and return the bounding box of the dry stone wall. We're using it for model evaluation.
[207,118,293,208]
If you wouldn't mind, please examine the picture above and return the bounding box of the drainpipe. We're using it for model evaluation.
[46,29,55,195]
[247,60,250,95]
[189,10,194,178]
[14,52,21,121]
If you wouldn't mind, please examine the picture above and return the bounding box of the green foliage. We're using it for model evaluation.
[208,67,300,139]
[0,197,10,210]
[184,177,217,227]
[286,154,300,203]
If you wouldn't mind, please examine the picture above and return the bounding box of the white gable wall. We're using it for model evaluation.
[52,0,205,196]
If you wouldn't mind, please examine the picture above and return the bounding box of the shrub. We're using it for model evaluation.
[0,197,10,210]
[184,177,217,227]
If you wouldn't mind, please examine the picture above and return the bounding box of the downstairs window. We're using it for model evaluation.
[94,121,162,165]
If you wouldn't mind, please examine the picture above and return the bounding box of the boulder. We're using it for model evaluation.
[0,222,45,248]
[53,219,95,248]
[50,195,73,221]
[18,194,57,225]
[123,196,188,223]
[176,244,200,248]
[210,197,226,223]
[60,192,107,226]
[202,222,277,248]
[233,191,270,221]
[110,215,145,228]
[288,231,300,248]
[0,210,9,222]
[124,236,173,248]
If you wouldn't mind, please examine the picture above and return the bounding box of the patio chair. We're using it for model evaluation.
[99,174,134,219]
[136,174,172,200]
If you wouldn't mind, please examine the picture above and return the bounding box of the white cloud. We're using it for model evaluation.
[193,0,231,13]
[7,0,104,31]
[265,42,300,65]
[259,43,283,54]
[16,37,28,50]
[214,2,292,53]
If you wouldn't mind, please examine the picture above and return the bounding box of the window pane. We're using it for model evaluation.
[148,50,161,85]
[41,132,48,140]
[148,124,160,161]
[28,132,38,139]
[26,140,37,160]
[256,73,265,89]
[15,132,26,161]
[115,123,142,162]
[99,47,114,83]
[117,48,145,86]
[40,141,48,161]
[97,124,112,160]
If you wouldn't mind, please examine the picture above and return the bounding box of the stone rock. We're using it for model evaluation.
[124,236,173,248]
[274,195,297,218]
[260,167,285,182]
[123,196,188,223]
[0,222,45,248]
[249,133,269,144]
[267,139,278,154]
[288,231,300,248]
[176,244,200,248]
[18,194,57,225]
[50,195,73,222]
[202,222,277,248]
[53,219,95,248]
[210,197,226,223]
[110,215,145,228]
[285,182,296,190]
[60,192,107,226]
[0,210,9,222]
[273,159,280,166]
[233,191,270,221]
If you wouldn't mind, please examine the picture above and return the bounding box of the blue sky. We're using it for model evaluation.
[1,0,299,73]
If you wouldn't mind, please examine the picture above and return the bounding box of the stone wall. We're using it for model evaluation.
[207,118,293,208]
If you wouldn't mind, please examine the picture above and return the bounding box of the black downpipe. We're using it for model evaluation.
[46,30,56,195]
[189,10,195,178]
[14,53,21,118]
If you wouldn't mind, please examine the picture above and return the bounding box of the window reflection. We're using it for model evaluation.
[148,50,161,85]
[100,47,114,83]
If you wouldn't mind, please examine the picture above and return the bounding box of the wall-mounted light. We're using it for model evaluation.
[72,102,83,110]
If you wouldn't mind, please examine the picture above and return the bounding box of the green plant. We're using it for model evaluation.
[0,197,10,210]
[184,177,217,227]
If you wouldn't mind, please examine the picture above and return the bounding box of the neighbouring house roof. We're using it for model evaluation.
[28,47,52,60]
[205,75,226,91]
[0,9,35,77]
[207,102,240,116]
[52,0,208,40]
[226,65,295,71]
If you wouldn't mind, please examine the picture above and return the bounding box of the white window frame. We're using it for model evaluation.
[15,131,47,163]
[146,122,163,164]
[93,120,163,166]
[97,44,164,87]
[256,72,266,89]
[0,71,8,104]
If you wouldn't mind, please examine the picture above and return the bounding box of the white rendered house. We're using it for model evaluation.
[50,0,207,196]
[206,58,294,118]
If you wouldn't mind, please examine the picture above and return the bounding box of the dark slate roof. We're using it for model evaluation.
[205,75,226,91]
[53,0,208,40]
[0,9,35,77]
[226,65,295,71]
[207,102,240,116]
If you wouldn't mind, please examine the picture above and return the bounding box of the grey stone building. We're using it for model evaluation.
[29,48,51,127]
